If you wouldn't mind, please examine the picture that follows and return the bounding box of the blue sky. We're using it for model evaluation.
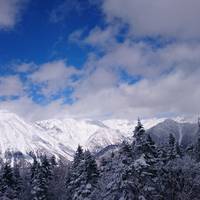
[0,0,200,121]
[0,0,101,67]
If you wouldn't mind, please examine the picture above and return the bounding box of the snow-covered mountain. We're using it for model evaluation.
[0,110,74,160]
[148,119,200,147]
[0,109,189,161]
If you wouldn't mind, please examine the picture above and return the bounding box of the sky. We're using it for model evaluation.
[0,0,200,121]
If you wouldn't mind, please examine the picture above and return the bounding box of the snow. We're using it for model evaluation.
[134,154,148,169]
[0,110,180,161]
[178,124,183,145]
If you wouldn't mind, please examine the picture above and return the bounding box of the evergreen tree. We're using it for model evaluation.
[84,150,99,185]
[120,141,132,159]
[73,145,84,167]
[66,148,99,200]
[134,118,145,139]
[167,134,179,161]
[194,125,200,162]
[31,158,39,183]
[50,155,57,167]
[175,142,183,158]
[13,163,23,199]
[132,119,147,158]
[65,145,85,200]
[132,120,161,199]
[0,163,17,199]
[31,156,52,200]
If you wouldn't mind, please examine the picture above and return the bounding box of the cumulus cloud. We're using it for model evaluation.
[66,67,200,120]
[65,41,200,119]
[103,0,200,39]
[14,63,37,73]
[0,0,28,30]
[0,76,24,97]
[1,0,200,121]
[29,60,80,97]
[1,41,200,121]
[90,42,200,78]
[0,96,70,121]
[84,26,118,48]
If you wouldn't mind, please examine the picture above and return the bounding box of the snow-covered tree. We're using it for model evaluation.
[0,163,18,199]
[167,133,181,161]
[31,156,52,200]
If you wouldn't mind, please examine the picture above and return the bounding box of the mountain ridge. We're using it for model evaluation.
[0,109,195,161]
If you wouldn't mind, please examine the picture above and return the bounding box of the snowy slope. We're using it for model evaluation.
[0,110,167,161]
[147,119,199,146]
[0,110,74,160]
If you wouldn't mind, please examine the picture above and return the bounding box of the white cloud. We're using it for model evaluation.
[0,0,28,30]
[0,96,70,121]
[103,0,200,39]
[29,60,80,97]
[63,41,200,120]
[65,67,200,120]
[1,0,200,121]
[0,76,24,96]
[15,63,37,73]
[1,41,200,121]
[84,26,118,48]
[89,41,200,78]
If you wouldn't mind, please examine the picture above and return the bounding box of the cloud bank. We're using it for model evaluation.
[0,0,200,121]
[103,0,200,39]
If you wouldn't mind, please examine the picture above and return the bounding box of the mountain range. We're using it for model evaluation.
[0,110,198,161]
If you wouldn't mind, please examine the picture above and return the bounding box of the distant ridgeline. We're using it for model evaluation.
[1,119,200,199]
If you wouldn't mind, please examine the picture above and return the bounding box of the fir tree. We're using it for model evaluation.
[50,155,57,167]
[194,123,200,162]
[31,158,39,183]
[0,163,17,199]
[134,118,145,139]
[120,141,132,159]
[31,156,52,200]
[84,150,99,185]
[167,134,179,161]
[73,145,84,167]
[66,145,85,200]
[13,163,23,199]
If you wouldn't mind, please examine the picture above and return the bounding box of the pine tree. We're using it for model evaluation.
[50,155,57,167]
[120,141,132,159]
[31,156,52,200]
[167,134,179,161]
[134,118,145,139]
[31,158,39,183]
[66,147,99,200]
[13,163,23,199]
[194,137,200,162]
[175,142,183,158]
[193,122,200,162]
[132,120,161,199]
[84,150,99,185]
[41,155,52,182]
[66,145,85,200]
[73,145,84,167]
[132,118,146,159]
[0,163,16,199]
